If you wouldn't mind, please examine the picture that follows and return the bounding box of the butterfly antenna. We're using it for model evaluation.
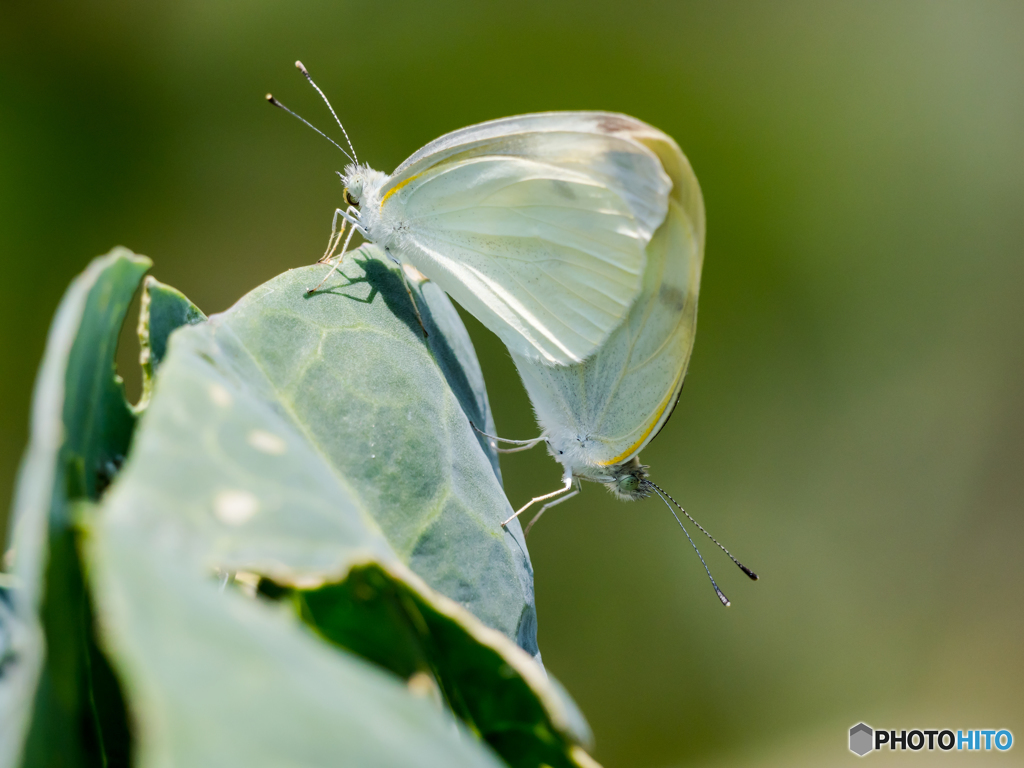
[648,485,730,606]
[295,61,359,164]
[646,481,758,581]
[265,94,355,163]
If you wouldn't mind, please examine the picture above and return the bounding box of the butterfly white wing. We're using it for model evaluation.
[510,135,705,472]
[379,113,674,365]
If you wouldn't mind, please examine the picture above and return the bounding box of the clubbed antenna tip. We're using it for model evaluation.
[645,480,758,606]
[647,480,759,582]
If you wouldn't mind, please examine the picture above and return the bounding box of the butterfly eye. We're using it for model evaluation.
[617,475,640,494]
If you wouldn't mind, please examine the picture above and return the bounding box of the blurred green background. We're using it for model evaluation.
[2,2,1022,765]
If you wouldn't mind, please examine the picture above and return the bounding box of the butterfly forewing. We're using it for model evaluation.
[381,113,675,364]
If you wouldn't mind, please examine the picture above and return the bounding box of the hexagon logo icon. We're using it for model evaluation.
[850,723,873,756]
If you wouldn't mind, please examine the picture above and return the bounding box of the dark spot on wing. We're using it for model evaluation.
[549,179,576,200]
[659,285,686,312]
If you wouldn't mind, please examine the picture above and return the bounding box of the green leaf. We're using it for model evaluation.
[111,250,537,648]
[408,270,503,483]
[0,587,34,768]
[83,504,506,768]
[1,248,149,768]
[294,564,597,768]
[136,275,207,409]
[91,249,596,766]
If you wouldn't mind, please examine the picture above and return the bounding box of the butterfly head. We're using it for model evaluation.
[341,164,365,208]
[606,457,651,501]
[340,164,389,212]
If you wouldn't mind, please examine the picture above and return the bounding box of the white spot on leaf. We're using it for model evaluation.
[248,429,286,455]
[407,671,438,699]
[214,490,258,525]
[208,383,232,407]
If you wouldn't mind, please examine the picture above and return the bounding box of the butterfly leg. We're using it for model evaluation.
[524,487,579,536]
[501,476,574,528]
[468,422,545,453]
[496,441,545,455]
[387,249,429,338]
[318,205,364,265]
[334,206,369,238]
[318,205,358,263]
[307,224,357,294]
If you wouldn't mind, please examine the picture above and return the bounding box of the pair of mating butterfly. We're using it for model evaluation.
[269,62,756,606]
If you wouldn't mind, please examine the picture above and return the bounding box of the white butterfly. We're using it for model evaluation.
[269,63,754,603]
[270,63,673,365]
[484,132,757,605]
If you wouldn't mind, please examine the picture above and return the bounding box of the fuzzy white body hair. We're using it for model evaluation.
[341,165,390,241]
